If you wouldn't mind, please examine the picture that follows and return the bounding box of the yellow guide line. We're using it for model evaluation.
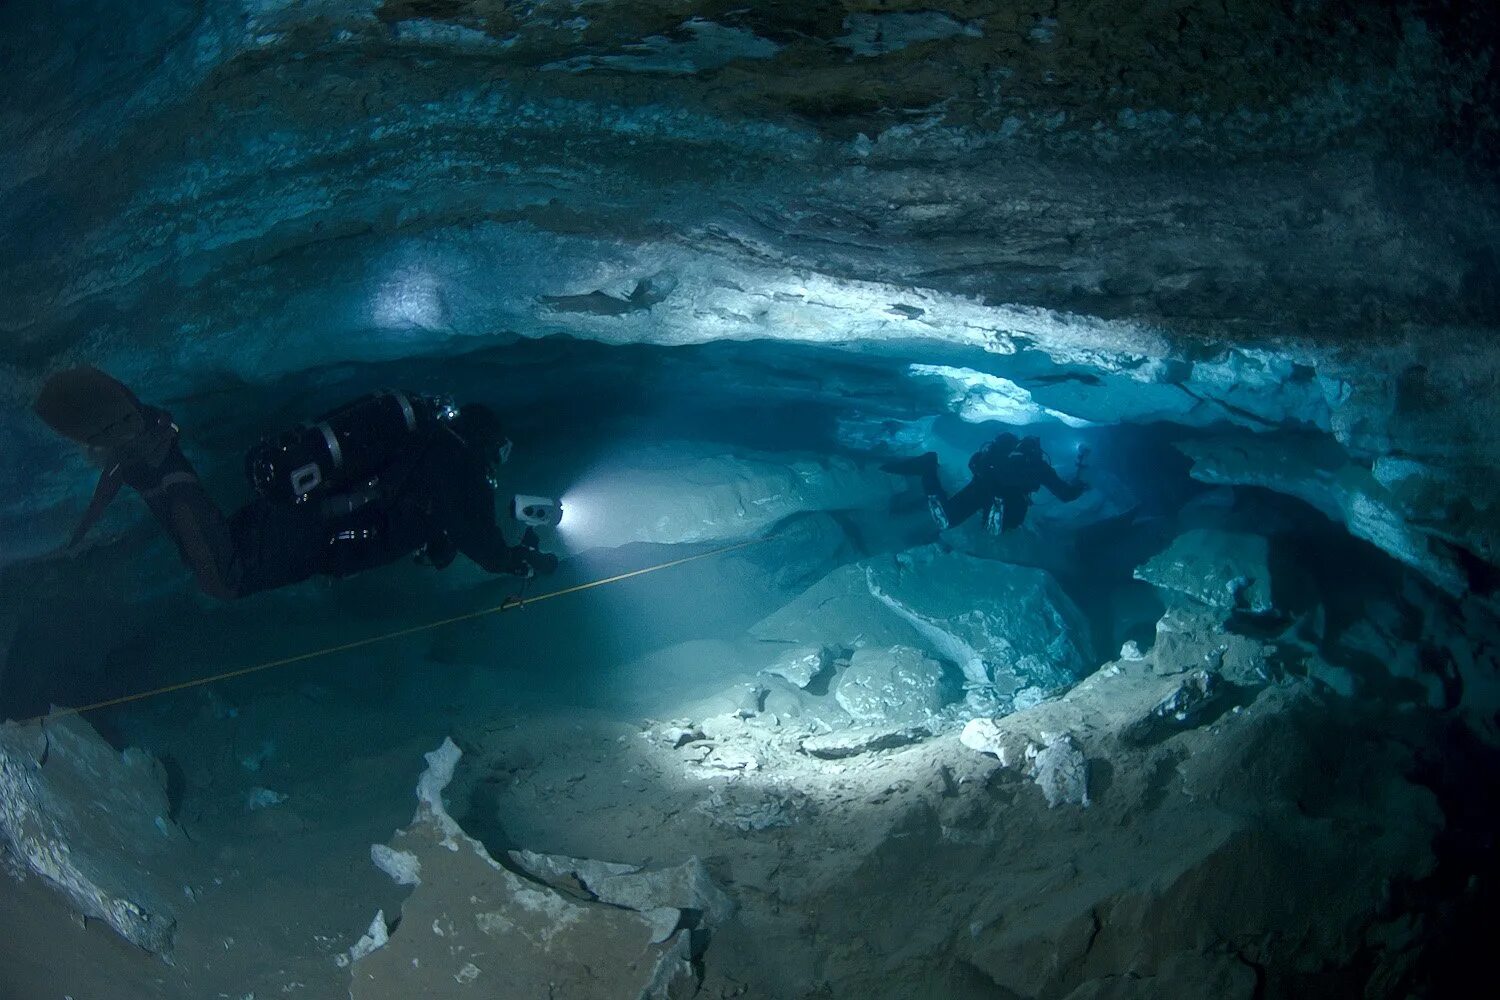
[18,537,768,727]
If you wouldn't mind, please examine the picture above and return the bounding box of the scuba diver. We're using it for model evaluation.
[33,367,559,600]
[883,432,1090,534]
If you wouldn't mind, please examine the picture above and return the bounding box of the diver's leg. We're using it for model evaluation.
[136,456,243,599]
[1000,494,1030,532]
[940,479,990,529]
[883,453,960,528]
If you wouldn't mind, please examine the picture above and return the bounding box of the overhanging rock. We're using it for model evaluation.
[0,713,189,955]
[351,738,722,999]
[1175,434,1472,596]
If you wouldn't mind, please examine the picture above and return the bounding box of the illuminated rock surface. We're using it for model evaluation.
[350,738,714,999]
[0,1,1496,997]
[0,715,189,954]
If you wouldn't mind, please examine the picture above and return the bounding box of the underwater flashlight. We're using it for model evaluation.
[512,494,563,528]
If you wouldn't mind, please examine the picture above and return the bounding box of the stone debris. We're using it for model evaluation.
[959,718,1024,767]
[703,745,761,771]
[245,787,288,811]
[510,851,736,930]
[697,785,799,832]
[344,910,389,965]
[352,738,710,999]
[0,714,189,955]
[1122,671,1239,748]
[1151,605,1270,683]
[369,845,420,886]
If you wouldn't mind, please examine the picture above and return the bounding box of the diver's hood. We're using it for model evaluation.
[34,367,146,447]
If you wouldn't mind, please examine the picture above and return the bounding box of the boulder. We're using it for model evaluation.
[0,714,190,955]
[761,646,826,689]
[1149,605,1270,684]
[752,545,1094,702]
[351,738,711,1000]
[958,718,1028,767]
[1134,528,1275,615]
[1031,735,1090,808]
[833,646,946,725]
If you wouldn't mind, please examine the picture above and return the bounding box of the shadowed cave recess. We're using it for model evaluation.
[1,2,1498,998]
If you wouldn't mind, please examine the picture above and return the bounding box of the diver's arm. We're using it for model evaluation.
[66,464,126,550]
[1038,462,1088,502]
[445,478,527,575]
[444,469,563,576]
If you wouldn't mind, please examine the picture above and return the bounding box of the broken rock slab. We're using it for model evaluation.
[510,851,736,930]
[834,645,946,726]
[351,738,706,1000]
[0,714,190,955]
[1175,433,1470,596]
[753,545,1093,697]
[801,725,932,760]
[1134,528,1275,615]
[760,646,826,689]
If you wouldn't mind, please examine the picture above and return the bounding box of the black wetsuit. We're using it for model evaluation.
[99,416,529,599]
[229,424,529,595]
[922,449,1086,532]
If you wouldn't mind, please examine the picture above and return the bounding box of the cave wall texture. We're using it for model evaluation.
[3,0,1497,603]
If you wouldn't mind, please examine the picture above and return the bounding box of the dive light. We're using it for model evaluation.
[512,494,563,528]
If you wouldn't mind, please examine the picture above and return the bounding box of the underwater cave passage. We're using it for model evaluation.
[2,0,1499,994]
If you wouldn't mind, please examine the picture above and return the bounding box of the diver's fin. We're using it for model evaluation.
[34,367,145,446]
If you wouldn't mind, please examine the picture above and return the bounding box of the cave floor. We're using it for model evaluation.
[0,549,1450,1000]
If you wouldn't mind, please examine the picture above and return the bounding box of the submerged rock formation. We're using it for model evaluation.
[351,737,727,999]
[0,714,190,954]
[754,545,1094,708]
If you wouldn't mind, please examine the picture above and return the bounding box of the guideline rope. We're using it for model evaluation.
[17,536,768,727]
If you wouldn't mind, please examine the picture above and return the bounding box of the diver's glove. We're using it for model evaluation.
[526,550,559,576]
[510,548,557,577]
[509,529,558,577]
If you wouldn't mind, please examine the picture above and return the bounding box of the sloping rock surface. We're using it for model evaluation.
[0,714,189,954]
[351,738,714,1000]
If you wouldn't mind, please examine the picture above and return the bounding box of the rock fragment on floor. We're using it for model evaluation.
[801,725,932,759]
[761,646,826,689]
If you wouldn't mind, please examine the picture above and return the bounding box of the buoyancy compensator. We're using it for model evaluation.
[968,431,1020,482]
[246,390,455,504]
